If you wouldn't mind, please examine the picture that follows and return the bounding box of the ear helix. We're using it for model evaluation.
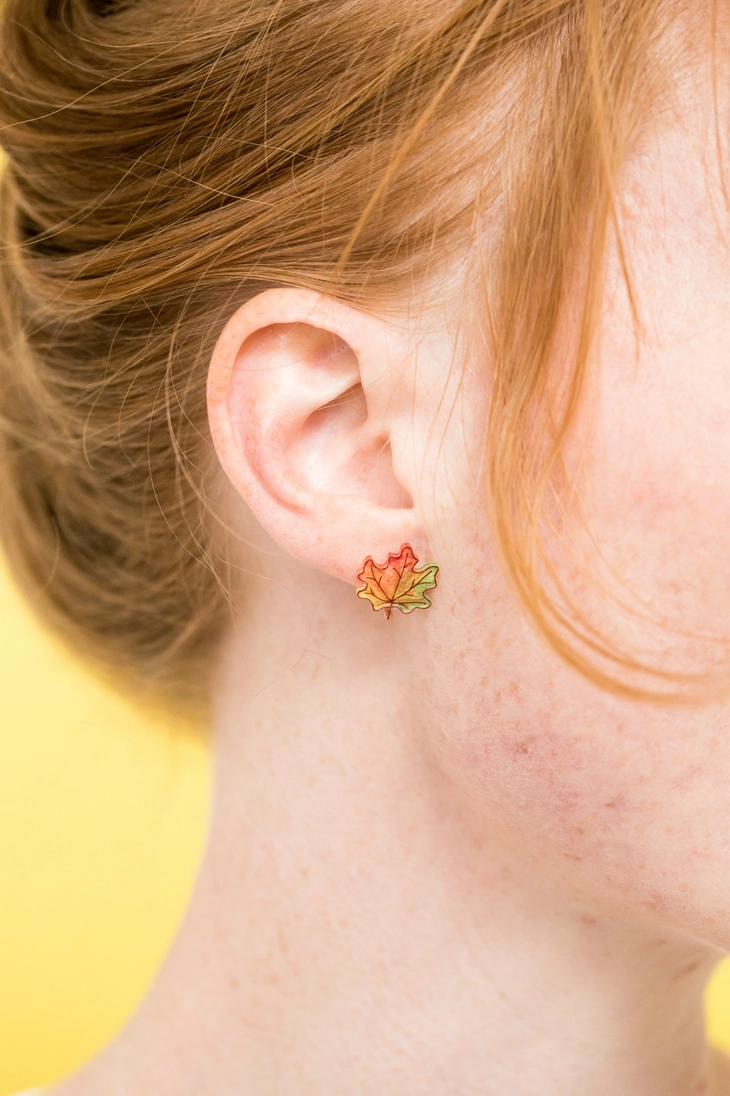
[356,543,439,619]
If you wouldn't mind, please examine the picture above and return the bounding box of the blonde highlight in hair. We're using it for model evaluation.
[0,0,689,707]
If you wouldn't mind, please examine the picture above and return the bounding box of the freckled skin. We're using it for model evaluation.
[413,73,730,956]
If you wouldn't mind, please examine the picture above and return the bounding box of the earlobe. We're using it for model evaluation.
[207,288,426,586]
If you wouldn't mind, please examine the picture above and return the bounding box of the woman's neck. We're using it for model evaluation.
[57,562,721,1096]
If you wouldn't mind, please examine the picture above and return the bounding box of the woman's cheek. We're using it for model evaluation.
[429,584,730,942]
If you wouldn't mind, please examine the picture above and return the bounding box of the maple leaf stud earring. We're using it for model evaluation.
[356,543,439,619]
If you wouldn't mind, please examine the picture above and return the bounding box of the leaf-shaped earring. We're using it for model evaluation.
[356,543,439,619]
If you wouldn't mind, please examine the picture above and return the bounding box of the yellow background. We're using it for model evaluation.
[1,560,730,1094]
[0,561,210,1094]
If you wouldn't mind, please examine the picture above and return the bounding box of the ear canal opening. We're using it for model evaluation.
[374,439,414,510]
[291,387,414,511]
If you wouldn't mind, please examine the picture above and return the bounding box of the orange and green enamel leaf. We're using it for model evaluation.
[356,543,439,619]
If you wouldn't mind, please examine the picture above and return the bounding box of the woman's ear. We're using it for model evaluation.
[207,288,426,585]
